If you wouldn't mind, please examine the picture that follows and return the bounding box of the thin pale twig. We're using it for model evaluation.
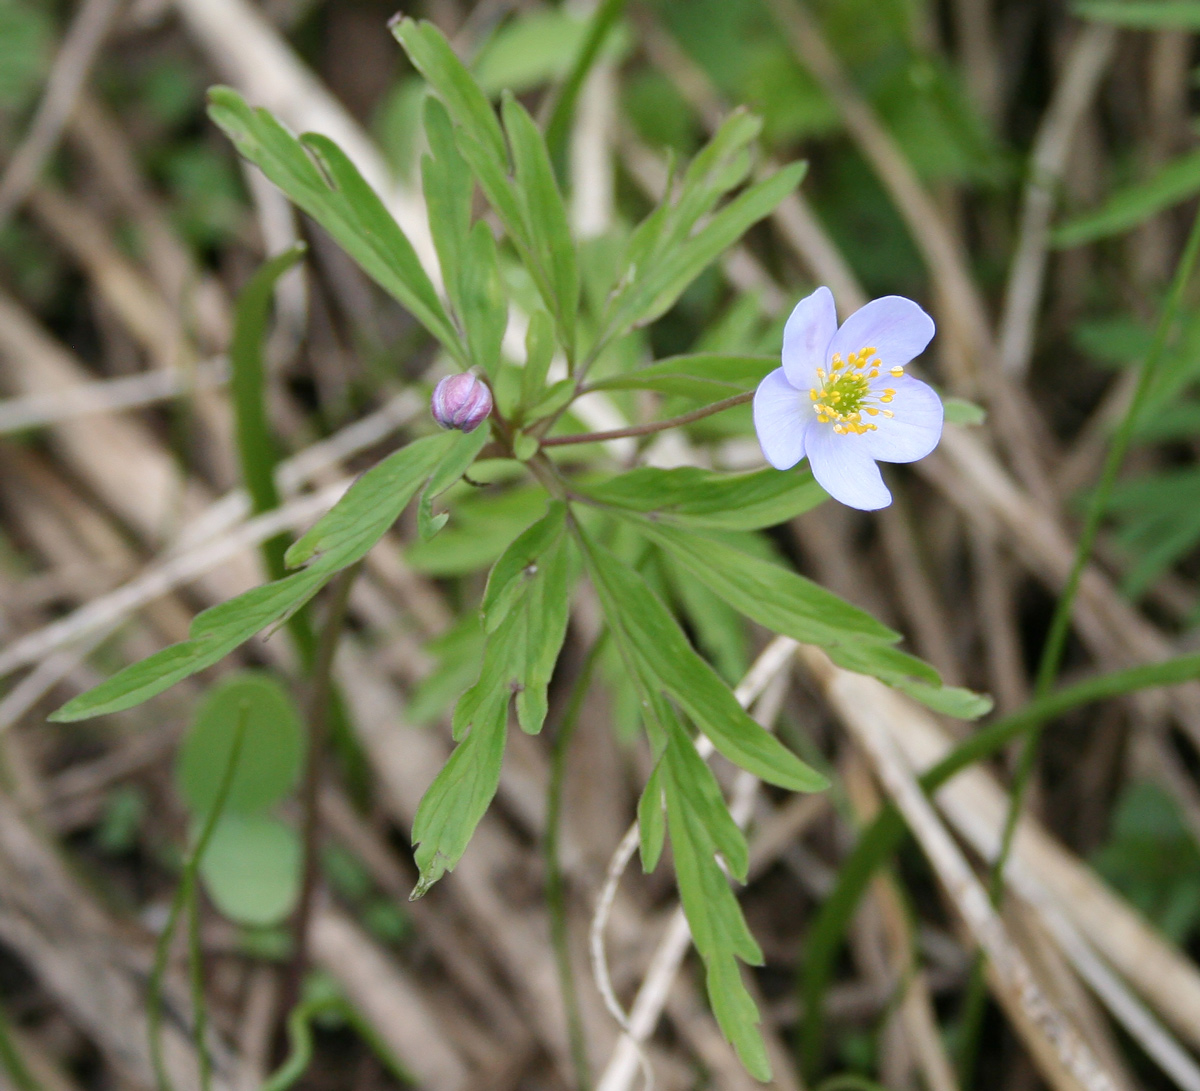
[0,0,123,228]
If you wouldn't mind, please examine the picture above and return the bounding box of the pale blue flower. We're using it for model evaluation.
[753,287,942,510]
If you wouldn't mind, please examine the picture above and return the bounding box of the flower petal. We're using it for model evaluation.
[827,295,934,370]
[753,367,810,470]
[805,423,892,510]
[782,286,838,388]
[860,375,944,463]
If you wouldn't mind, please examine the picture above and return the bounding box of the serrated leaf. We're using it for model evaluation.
[51,569,326,721]
[639,518,993,720]
[605,160,806,339]
[472,503,572,733]
[286,432,455,570]
[502,93,579,353]
[634,518,897,646]
[577,465,825,529]
[207,88,460,359]
[578,529,827,792]
[589,353,776,400]
[410,696,507,897]
[391,18,508,168]
[418,426,490,541]
[481,502,568,628]
[411,503,573,895]
[660,719,771,1081]
[54,434,456,722]
[631,163,807,329]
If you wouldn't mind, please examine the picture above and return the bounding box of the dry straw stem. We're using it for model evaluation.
[798,645,1200,1070]
[0,0,122,229]
[0,792,236,1091]
[997,25,1117,378]
[593,638,799,1091]
[842,755,961,1091]
[762,0,994,379]
[800,646,1119,1091]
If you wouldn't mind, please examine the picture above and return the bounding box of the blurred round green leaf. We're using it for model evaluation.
[199,814,301,927]
[176,671,305,816]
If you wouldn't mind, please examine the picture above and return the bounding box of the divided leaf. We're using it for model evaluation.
[577,527,827,792]
[207,88,459,359]
[287,432,455,570]
[588,353,776,400]
[391,17,509,169]
[418,426,491,540]
[410,503,573,896]
[661,717,770,1080]
[502,93,580,354]
[55,434,455,721]
[634,517,992,720]
[578,465,826,530]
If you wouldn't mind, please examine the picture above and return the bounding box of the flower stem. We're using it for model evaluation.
[539,390,753,448]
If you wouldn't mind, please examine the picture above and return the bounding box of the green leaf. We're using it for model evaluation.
[578,465,826,529]
[406,614,486,725]
[501,93,580,353]
[521,309,556,409]
[609,163,807,336]
[825,640,992,719]
[286,432,455,570]
[943,396,986,426]
[524,378,576,424]
[176,671,305,816]
[199,814,302,926]
[391,18,509,169]
[55,435,453,722]
[661,718,770,1080]
[51,569,326,721]
[1074,0,1200,27]
[578,528,827,792]
[418,426,490,541]
[589,353,776,400]
[637,519,991,719]
[409,695,506,898]
[636,518,897,646]
[472,502,573,733]
[421,96,473,316]
[207,88,459,359]
[512,431,539,461]
[460,221,508,378]
[1053,147,1200,248]
[410,504,573,896]
[543,0,628,166]
[638,762,667,872]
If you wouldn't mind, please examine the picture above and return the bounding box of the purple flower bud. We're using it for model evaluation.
[431,372,493,433]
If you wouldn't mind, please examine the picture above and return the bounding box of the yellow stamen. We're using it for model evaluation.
[890,366,904,377]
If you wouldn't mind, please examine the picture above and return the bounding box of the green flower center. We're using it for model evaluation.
[809,346,904,435]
